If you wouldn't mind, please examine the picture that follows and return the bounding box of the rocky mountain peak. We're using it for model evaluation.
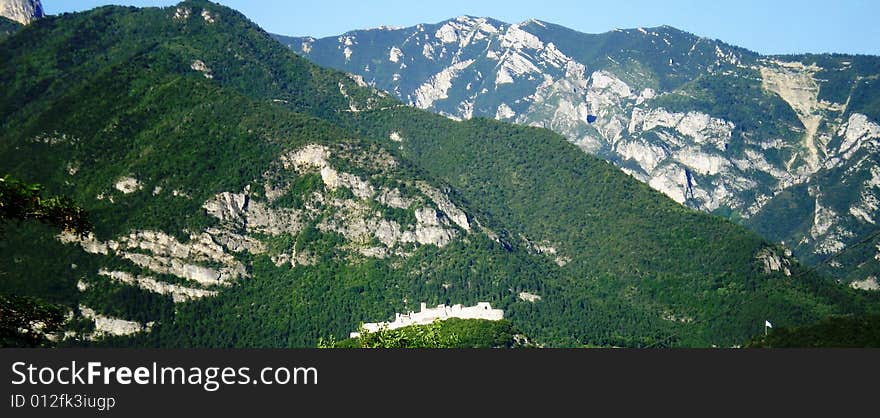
[0,0,43,25]
[279,17,880,287]
[3,2,876,348]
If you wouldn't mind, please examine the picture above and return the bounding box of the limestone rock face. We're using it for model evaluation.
[0,0,43,25]
[756,248,792,276]
[283,19,880,286]
[59,229,249,288]
[79,305,147,339]
[850,277,879,291]
[56,141,479,339]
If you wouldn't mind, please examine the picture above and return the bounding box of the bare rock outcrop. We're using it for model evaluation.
[0,0,43,25]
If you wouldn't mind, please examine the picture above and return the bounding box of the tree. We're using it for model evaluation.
[0,175,92,347]
[321,321,461,348]
[0,175,92,237]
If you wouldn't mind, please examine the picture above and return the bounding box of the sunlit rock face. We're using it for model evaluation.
[280,19,880,285]
[0,0,43,25]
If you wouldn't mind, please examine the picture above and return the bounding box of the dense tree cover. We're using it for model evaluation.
[83,231,669,348]
[324,319,525,349]
[747,151,880,284]
[285,16,880,290]
[0,16,20,40]
[652,70,802,145]
[326,320,462,349]
[337,108,879,346]
[0,175,92,236]
[0,175,92,347]
[0,294,67,347]
[1,1,878,348]
[747,315,880,348]
[520,24,759,91]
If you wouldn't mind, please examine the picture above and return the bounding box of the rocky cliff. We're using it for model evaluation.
[0,0,42,25]
[278,18,880,286]
[1,1,874,348]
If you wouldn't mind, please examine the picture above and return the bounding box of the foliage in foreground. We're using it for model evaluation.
[0,175,92,237]
[747,315,880,348]
[1,1,877,348]
[0,175,91,347]
[320,319,526,349]
[0,294,68,347]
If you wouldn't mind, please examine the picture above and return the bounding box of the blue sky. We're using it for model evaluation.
[44,0,880,56]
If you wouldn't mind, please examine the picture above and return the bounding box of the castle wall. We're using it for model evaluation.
[350,302,503,338]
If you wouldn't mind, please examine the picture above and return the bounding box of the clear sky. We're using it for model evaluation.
[43,0,880,56]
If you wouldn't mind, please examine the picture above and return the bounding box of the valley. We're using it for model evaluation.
[1,1,878,348]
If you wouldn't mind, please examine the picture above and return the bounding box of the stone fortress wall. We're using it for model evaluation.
[350,302,503,338]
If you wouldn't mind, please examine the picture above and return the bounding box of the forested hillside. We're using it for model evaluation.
[1,1,876,348]
[280,17,880,289]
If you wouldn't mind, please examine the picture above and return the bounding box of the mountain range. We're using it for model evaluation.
[1,1,877,348]
[276,17,880,289]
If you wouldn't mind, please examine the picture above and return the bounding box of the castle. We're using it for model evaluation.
[350,302,504,338]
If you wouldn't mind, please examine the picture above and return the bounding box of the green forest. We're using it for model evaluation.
[2,1,879,349]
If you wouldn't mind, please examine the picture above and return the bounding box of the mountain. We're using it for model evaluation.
[0,0,43,25]
[276,18,880,289]
[1,1,876,348]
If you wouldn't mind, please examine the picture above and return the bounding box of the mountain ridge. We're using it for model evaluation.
[282,19,763,56]
[1,1,876,348]
[276,16,880,288]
